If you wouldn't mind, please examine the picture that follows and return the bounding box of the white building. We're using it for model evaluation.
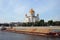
[24,9,39,22]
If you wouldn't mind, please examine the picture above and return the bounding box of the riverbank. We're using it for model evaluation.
[0,26,60,37]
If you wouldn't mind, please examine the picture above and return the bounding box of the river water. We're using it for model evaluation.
[0,31,60,40]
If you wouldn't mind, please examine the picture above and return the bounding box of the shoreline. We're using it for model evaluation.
[0,26,60,37]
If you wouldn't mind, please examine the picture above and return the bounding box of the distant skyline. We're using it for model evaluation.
[0,0,60,23]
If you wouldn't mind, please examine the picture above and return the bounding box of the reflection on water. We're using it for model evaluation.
[0,31,60,40]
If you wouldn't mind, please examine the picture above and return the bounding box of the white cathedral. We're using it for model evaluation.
[24,9,39,22]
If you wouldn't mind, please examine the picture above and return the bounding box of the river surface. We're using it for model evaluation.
[0,31,60,40]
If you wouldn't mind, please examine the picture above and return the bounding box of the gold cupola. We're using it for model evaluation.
[29,9,35,15]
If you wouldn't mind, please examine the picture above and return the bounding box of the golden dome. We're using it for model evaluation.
[29,9,35,14]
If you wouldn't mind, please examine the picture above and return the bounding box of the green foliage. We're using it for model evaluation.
[48,20,53,26]
[0,20,60,27]
[39,20,44,26]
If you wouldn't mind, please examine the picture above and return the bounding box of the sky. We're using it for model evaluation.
[0,0,60,23]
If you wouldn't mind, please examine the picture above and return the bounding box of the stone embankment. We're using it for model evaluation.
[5,26,60,36]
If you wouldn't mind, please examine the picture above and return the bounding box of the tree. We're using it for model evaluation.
[48,20,53,26]
[53,21,60,26]
[34,21,39,26]
[39,20,44,26]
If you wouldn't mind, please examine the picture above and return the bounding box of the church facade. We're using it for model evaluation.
[24,9,39,22]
